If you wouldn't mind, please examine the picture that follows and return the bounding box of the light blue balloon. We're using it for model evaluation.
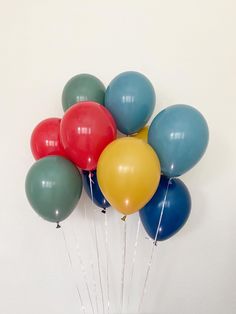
[148,105,209,177]
[105,71,156,134]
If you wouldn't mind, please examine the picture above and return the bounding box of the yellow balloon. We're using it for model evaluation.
[132,126,149,142]
[97,137,161,215]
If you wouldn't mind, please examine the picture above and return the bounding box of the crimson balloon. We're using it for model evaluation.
[60,101,117,170]
[31,118,67,160]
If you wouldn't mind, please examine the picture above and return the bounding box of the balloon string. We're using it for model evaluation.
[89,172,105,314]
[127,217,141,309]
[84,200,99,314]
[138,178,172,313]
[92,203,105,314]
[72,226,95,314]
[121,220,127,313]
[61,227,86,314]
[105,211,110,314]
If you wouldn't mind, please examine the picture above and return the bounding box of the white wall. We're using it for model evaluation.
[0,0,235,313]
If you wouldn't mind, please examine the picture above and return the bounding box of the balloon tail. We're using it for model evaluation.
[127,217,141,309]
[101,208,106,214]
[105,211,110,314]
[138,178,172,313]
[61,227,86,314]
[121,215,127,221]
[56,222,61,229]
[121,220,127,313]
[89,173,105,314]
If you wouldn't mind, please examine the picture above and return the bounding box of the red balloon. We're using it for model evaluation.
[31,118,67,160]
[60,101,117,170]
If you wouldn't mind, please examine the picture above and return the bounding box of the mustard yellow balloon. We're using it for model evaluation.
[132,126,149,142]
[97,137,161,215]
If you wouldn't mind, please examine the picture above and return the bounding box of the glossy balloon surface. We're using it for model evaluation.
[61,101,117,170]
[148,104,209,177]
[140,175,191,241]
[97,137,161,215]
[105,71,155,134]
[25,156,82,223]
[62,73,105,112]
[31,118,66,160]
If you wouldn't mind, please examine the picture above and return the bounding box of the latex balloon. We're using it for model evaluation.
[25,156,82,223]
[140,175,191,241]
[60,101,116,170]
[82,170,110,210]
[105,71,156,135]
[97,137,161,215]
[62,73,105,112]
[132,126,149,142]
[30,118,67,160]
[148,104,209,177]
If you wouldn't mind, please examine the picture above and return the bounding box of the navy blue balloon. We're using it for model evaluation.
[140,176,191,241]
[82,170,110,210]
[105,71,156,135]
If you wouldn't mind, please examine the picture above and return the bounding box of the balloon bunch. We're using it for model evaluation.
[25,71,209,241]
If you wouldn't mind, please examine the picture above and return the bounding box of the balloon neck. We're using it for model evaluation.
[121,215,127,221]
[101,208,106,214]
[56,222,61,229]
[154,240,158,246]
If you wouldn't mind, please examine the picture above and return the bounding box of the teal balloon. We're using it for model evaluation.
[62,73,105,112]
[105,71,156,135]
[148,105,209,177]
[25,156,83,223]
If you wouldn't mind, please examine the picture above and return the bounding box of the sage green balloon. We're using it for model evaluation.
[25,156,83,223]
[62,73,105,111]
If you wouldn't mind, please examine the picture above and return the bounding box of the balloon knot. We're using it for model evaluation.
[56,222,61,229]
[154,240,158,246]
[101,209,106,214]
[121,215,127,221]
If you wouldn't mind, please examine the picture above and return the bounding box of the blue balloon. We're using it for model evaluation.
[105,71,156,135]
[140,176,191,241]
[148,104,209,177]
[82,170,110,210]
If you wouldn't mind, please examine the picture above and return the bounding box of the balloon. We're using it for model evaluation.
[82,170,110,210]
[30,118,67,160]
[62,73,105,112]
[25,156,82,223]
[132,126,149,142]
[148,104,209,177]
[140,175,191,241]
[60,101,116,170]
[105,71,156,135]
[97,137,161,215]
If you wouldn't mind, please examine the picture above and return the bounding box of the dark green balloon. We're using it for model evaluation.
[62,73,105,112]
[25,156,83,223]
